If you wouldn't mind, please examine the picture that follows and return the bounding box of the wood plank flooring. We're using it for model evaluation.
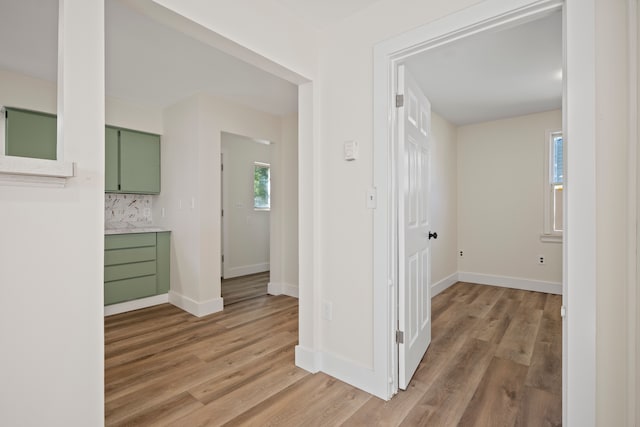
[105,282,562,426]
[221,271,269,306]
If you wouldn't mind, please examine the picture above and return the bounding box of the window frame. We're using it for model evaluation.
[542,129,563,242]
[253,161,271,211]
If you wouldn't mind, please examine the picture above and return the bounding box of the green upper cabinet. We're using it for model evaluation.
[5,108,57,160]
[105,127,119,192]
[105,127,161,194]
[120,129,160,194]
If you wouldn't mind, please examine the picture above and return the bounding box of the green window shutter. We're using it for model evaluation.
[5,107,57,160]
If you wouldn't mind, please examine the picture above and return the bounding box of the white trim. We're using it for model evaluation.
[540,234,562,243]
[293,346,388,400]
[104,293,169,316]
[294,345,321,373]
[168,291,224,317]
[267,282,299,298]
[320,351,386,400]
[565,0,597,425]
[431,272,458,297]
[628,1,639,425]
[0,155,74,187]
[222,262,270,279]
[0,173,68,188]
[458,272,562,295]
[373,0,565,401]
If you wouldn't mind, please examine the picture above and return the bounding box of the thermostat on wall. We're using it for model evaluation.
[344,140,358,161]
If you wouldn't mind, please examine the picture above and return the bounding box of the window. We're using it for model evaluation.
[543,130,564,241]
[253,162,270,210]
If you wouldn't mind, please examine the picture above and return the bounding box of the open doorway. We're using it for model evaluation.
[221,132,273,305]
[373,0,565,405]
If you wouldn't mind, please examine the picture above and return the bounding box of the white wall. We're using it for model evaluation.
[0,68,57,113]
[221,132,271,278]
[457,110,562,287]
[430,112,458,289]
[316,0,481,371]
[279,113,299,290]
[0,0,631,423]
[0,2,105,425]
[155,94,288,315]
[594,0,630,424]
[0,68,163,135]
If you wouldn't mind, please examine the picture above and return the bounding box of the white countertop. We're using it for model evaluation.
[105,227,170,235]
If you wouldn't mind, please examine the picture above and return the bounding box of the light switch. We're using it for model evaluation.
[344,140,358,161]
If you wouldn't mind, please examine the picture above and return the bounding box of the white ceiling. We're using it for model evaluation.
[405,11,562,126]
[0,0,299,116]
[0,1,561,124]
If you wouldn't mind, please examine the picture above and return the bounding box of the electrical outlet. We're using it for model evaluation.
[538,255,545,265]
[459,250,464,257]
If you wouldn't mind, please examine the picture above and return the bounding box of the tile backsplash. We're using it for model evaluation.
[105,194,153,228]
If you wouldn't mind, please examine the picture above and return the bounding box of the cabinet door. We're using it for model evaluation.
[105,127,119,192]
[119,129,160,194]
[5,108,57,160]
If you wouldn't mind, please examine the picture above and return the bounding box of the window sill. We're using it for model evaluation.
[540,234,563,243]
[0,155,75,188]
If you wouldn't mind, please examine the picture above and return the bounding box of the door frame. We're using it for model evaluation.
[372,0,598,422]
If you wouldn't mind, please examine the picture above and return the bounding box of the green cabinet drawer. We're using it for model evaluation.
[105,260,156,282]
[105,246,156,266]
[103,231,170,306]
[105,233,156,250]
[105,275,158,305]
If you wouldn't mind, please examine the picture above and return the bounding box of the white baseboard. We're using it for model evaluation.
[168,291,224,317]
[320,351,387,400]
[104,293,169,316]
[223,262,270,279]
[268,282,299,298]
[431,272,459,297]
[295,345,321,373]
[458,272,562,295]
[294,345,387,400]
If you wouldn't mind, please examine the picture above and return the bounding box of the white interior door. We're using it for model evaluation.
[397,64,433,390]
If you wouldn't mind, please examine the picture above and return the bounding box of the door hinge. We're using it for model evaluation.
[222,255,224,262]
[396,94,404,108]
[395,330,404,344]
[221,209,224,217]
[560,306,566,317]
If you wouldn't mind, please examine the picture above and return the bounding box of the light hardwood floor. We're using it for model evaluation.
[221,271,269,306]
[105,282,562,426]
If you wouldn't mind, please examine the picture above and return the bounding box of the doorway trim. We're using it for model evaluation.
[372,0,595,423]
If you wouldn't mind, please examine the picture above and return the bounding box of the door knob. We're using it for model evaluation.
[428,231,438,240]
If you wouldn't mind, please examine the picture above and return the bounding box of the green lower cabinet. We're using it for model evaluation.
[156,232,171,294]
[105,276,157,305]
[104,232,170,306]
